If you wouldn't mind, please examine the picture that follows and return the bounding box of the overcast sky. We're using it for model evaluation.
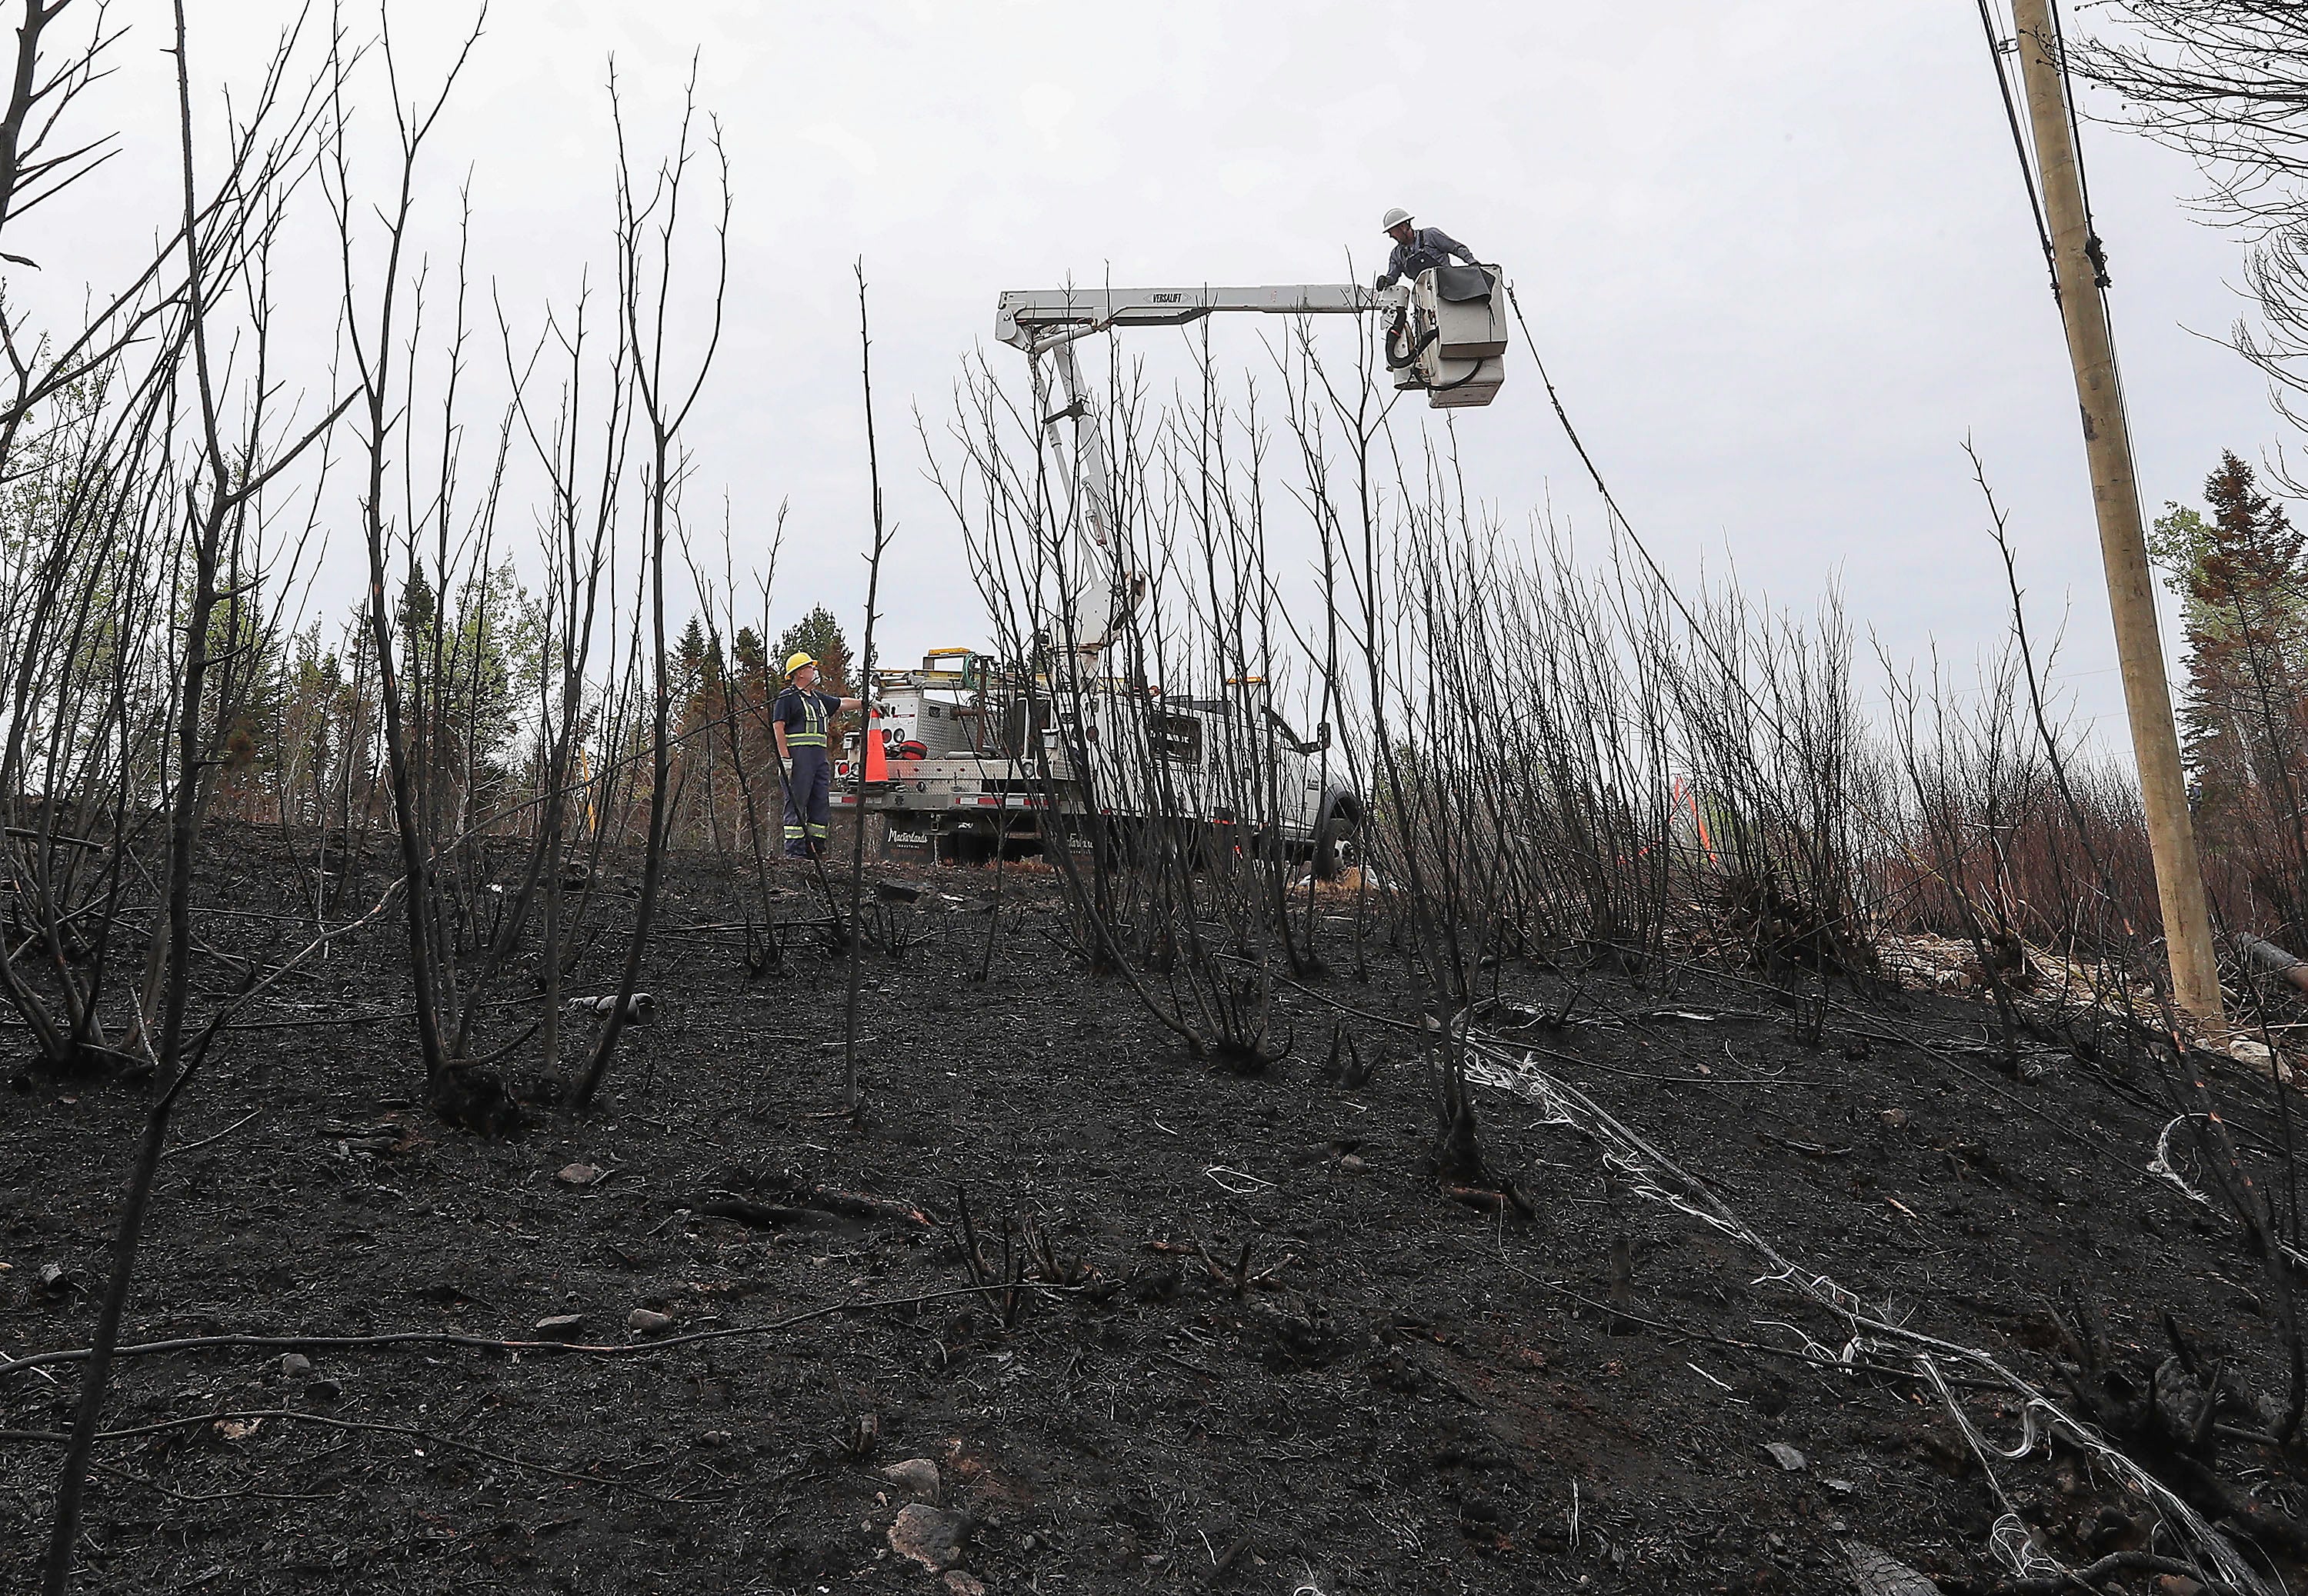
[15,1,2289,744]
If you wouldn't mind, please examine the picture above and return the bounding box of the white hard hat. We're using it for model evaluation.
[1381,206,1413,232]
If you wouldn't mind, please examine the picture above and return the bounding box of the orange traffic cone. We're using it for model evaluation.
[863,709,889,783]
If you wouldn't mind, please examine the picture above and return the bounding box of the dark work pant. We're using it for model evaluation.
[782,746,831,856]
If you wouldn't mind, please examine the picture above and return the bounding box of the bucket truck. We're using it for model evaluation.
[835,263,1509,866]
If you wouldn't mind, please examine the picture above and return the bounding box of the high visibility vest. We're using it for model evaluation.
[784,689,832,748]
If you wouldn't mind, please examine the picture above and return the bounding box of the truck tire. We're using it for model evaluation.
[1312,787,1364,880]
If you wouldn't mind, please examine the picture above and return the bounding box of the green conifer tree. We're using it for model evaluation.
[775,604,852,695]
[2150,451,2308,812]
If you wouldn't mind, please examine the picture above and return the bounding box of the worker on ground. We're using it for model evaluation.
[1375,206,1477,291]
[775,653,869,860]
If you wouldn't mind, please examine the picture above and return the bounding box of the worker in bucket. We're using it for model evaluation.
[1375,207,1478,291]
[774,653,869,859]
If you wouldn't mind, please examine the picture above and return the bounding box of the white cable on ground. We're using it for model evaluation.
[1464,1032,2276,1595]
[2148,1113,2308,1278]
[2150,1113,2217,1207]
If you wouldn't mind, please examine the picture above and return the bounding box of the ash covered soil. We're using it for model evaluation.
[2,828,2300,1595]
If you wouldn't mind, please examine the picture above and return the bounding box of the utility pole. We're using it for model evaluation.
[2009,0,2225,1030]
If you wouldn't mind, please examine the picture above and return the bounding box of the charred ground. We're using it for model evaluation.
[1,828,2300,1596]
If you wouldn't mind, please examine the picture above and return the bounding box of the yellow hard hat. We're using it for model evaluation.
[784,651,816,677]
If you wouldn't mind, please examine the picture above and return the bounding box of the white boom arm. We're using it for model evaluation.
[996,283,1382,352]
[995,275,1504,664]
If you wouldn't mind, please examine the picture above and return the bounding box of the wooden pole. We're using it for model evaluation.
[2009,0,2223,1030]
